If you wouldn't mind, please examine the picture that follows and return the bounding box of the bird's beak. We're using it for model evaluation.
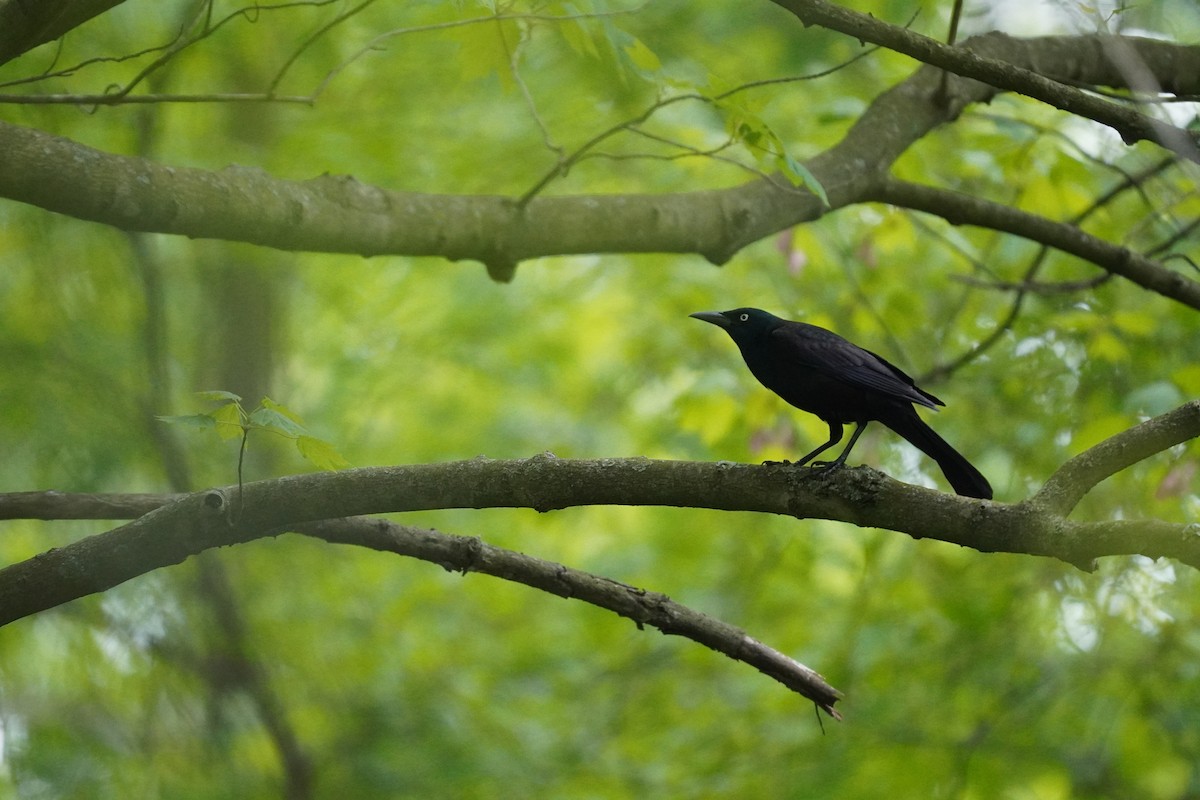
[689,311,730,328]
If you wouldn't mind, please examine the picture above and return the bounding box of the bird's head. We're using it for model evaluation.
[689,308,784,344]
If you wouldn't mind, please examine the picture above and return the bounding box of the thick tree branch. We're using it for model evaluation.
[294,517,843,718]
[772,0,1200,161]
[1034,400,1200,516]
[2,402,1197,627]
[869,177,1200,309]
[0,403,1193,719]
[0,489,845,715]
[0,490,179,519]
[0,116,809,273]
[3,33,1198,290]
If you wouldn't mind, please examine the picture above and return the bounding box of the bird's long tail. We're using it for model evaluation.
[882,408,993,499]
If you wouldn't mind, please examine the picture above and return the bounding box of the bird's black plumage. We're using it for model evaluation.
[691,307,992,499]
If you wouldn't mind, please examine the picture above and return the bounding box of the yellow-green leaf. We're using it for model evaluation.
[297,435,351,471]
[212,401,245,441]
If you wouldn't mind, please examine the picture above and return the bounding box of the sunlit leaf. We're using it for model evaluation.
[1171,364,1200,395]
[261,397,307,426]
[1073,412,1130,450]
[559,12,601,59]
[1112,309,1156,336]
[211,400,245,441]
[456,17,520,92]
[1090,330,1129,362]
[622,36,661,75]
[296,435,351,470]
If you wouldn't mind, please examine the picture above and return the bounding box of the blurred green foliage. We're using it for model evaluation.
[1,0,1199,797]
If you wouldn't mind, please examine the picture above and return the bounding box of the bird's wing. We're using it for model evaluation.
[768,323,943,409]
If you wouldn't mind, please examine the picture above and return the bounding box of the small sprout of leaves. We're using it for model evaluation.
[157,391,349,471]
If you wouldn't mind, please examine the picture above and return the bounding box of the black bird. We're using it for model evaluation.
[690,307,992,499]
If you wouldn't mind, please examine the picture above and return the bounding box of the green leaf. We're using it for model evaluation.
[723,105,770,148]
[456,18,520,92]
[777,151,829,206]
[261,397,306,425]
[719,99,828,206]
[195,390,242,403]
[559,5,601,58]
[155,414,216,429]
[211,401,245,441]
[296,435,350,470]
[248,407,308,439]
[622,36,661,76]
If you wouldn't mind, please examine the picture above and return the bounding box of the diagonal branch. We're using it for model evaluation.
[295,517,843,718]
[1034,400,1200,516]
[0,487,844,714]
[771,0,1200,162]
[869,176,1200,308]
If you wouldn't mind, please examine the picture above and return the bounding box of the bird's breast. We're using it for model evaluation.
[740,346,878,424]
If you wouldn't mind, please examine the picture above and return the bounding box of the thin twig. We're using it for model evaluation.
[516,46,880,206]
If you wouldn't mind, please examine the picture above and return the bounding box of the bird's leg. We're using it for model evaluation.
[791,422,844,467]
[810,421,869,470]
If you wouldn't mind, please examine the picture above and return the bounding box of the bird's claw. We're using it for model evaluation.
[761,459,846,470]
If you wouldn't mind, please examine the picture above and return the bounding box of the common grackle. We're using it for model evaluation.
[691,307,992,499]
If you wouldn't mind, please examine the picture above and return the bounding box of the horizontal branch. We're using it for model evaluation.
[295,517,843,717]
[2,402,1197,624]
[0,402,1194,716]
[870,177,1200,309]
[0,118,822,275]
[3,32,1198,292]
[0,92,315,105]
[0,490,181,519]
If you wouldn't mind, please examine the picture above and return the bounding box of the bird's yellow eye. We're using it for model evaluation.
[739,313,749,322]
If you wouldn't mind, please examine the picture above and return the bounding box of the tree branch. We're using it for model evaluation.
[295,517,843,718]
[771,0,1200,162]
[2,31,1198,285]
[0,403,1194,717]
[0,490,179,519]
[2,402,1198,626]
[0,117,817,276]
[0,92,315,105]
[1034,400,1200,516]
[0,487,844,715]
[869,176,1200,309]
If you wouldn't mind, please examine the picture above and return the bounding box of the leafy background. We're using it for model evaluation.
[1,0,1199,796]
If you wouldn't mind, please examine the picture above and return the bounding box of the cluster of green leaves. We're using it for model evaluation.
[0,0,1198,798]
[158,391,349,473]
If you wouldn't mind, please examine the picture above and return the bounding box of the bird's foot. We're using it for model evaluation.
[762,459,847,473]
